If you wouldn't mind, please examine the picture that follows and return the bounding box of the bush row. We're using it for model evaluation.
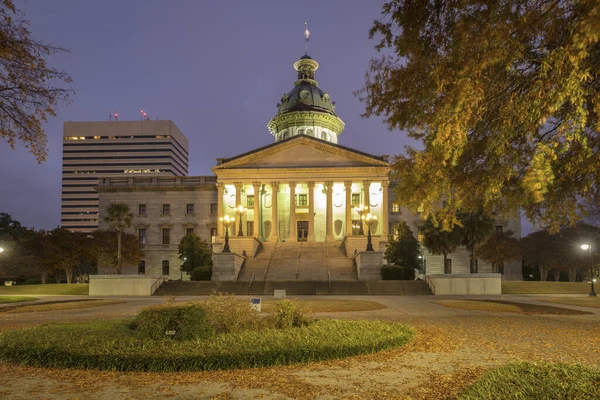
[0,319,414,372]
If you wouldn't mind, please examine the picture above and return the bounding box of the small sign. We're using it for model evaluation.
[165,330,176,336]
[250,298,261,312]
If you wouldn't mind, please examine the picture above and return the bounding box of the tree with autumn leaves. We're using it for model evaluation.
[362,0,599,232]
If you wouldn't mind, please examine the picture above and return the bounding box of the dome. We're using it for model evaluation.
[276,81,337,116]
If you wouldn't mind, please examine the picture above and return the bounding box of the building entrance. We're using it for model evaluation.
[297,221,308,241]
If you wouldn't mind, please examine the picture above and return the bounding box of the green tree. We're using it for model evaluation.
[178,233,212,280]
[0,0,73,162]
[91,230,143,274]
[421,216,462,273]
[384,222,421,271]
[362,0,600,231]
[476,231,522,274]
[102,203,133,274]
[459,210,495,273]
[521,230,561,281]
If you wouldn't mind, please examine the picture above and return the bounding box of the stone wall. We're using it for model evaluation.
[426,274,502,295]
[89,275,165,296]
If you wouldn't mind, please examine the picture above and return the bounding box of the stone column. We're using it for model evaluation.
[216,183,224,239]
[252,181,261,239]
[344,180,352,237]
[271,182,279,241]
[381,180,390,237]
[325,181,334,241]
[307,181,315,242]
[234,182,243,236]
[288,181,297,242]
[363,180,372,235]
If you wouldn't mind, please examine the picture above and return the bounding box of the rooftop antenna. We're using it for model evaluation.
[114,112,119,121]
[304,22,310,55]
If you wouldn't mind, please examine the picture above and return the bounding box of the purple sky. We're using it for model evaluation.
[0,0,532,235]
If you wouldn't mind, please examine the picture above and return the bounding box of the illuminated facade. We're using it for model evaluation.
[62,120,188,233]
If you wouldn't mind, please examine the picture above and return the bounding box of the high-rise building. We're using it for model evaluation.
[61,120,189,233]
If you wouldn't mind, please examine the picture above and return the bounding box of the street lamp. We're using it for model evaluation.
[0,247,4,253]
[362,213,377,251]
[220,215,234,253]
[418,253,426,273]
[236,205,248,236]
[354,204,368,235]
[180,257,187,280]
[581,244,596,297]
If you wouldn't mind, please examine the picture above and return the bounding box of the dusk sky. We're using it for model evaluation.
[0,0,531,235]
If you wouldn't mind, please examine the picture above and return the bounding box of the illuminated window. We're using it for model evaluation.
[247,221,254,236]
[139,204,146,216]
[247,195,254,207]
[352,219,361,235]
[297,194,308,206]
[210,228,217,242]
[162,204,170,215]
[186,204,194,215]
[351,193,361,206]
[392,202,400,213]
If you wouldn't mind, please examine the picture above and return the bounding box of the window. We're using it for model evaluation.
[186,227,195,236]
[210,204,217,214]
[187,204,194,215]
[162,204,170,215]
[495,225,503,234]
[470,259,478,274]
[162,228,170,245]
[444,259,452,274]
[138,260,145,274]
[392,202,400,213]
[162,260,169,276]
[138,228,146,245]
[246,195,255,207]
[210,228,217,242]
[352,219,361,235]
[138,204,146,216]
[247,221,254,236]
[297,194,308,206]
[351,193,361,206]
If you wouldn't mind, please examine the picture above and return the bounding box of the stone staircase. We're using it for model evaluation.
[236,242,276,282]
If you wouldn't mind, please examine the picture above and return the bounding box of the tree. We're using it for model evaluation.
[92,230,143,274]
[522,229,563,281]
[459,210,494,273]
[0,213,29,240]
[476,230,522,274]
[421,215,462,273]
[0,0,73,162]
[102,203,133,274]
[178,233,212,280]
[384,222,421,271]
[361,1,600,231]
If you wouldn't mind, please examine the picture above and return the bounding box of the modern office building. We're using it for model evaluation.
[61,120,189,233]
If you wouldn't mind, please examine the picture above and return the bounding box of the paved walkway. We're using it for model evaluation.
[0,295,599,399]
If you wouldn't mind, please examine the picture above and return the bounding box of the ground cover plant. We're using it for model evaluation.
[0,295,413,372]
[459,362,600,400]
[435,300,591,315]
[3,299,122,313]
[502,281,592,294]
[0,296,38,303]
[0,283,88,295]
[259,299,386,313]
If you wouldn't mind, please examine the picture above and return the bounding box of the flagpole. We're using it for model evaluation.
[304,22,309,55]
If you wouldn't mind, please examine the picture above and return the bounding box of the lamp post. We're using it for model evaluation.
[362,213,377,251]
[354,204,368,235]
[581,244,596,297]
[418,253,426,274]
[236,205,248,236]
[0,247,4,253]
[220,215,234,253]
[180,257,186,280]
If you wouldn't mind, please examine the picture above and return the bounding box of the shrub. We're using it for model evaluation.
[381,264,415,280]
[190,266,212,281]
[273,299,311,329]
[133,303,213,341]
[201,293,267,333]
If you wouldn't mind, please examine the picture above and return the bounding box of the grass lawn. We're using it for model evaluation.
[5,299,123,313]
[539,296,600,309]
[459,362,600,399]
[0,284,88,296]
[0,296,38,304]
[502,281,591,294]
[435,299,591,315]
[260,299,387,313]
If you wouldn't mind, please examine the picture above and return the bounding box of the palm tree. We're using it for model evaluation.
[103,203,133,274]
[458,210,494,273]
[421,217,462,274]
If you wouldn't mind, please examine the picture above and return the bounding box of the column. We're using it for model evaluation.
[363,180,371,235]
[382,180,390,238]
[216,183,224,239]
[307,181,315,242]
[252,181,261,239]
[271,182,279,241]
[344,180,352,236]
[325,181,334,241]
[234,182,243,236]
[288,181,297,242]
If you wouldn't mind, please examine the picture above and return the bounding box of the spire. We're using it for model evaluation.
[304,22,310,56]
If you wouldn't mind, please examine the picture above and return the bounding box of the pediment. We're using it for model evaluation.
[213,136,389,170]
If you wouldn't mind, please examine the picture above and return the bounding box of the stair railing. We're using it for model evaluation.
[328,271,331,288]
[424,275,436,294]
[249,272,255,290]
